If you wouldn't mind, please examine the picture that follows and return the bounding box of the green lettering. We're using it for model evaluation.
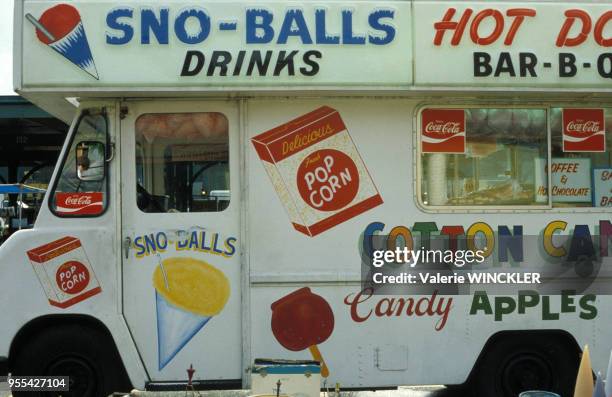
[518,290,539,314]
[494,297,516,321]
[542,296,560,320]
[470,291,493,315]
[579,295,598,320]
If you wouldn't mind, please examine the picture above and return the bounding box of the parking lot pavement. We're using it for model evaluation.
[0,382,466,397]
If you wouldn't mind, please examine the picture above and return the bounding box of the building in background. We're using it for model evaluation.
[0,95,67,241]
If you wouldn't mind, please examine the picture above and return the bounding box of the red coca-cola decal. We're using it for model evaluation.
[56,261,90,295]
[422,109,466,154]
[563,109,606,152]
[55,192,104,215]
[297,149,359,211]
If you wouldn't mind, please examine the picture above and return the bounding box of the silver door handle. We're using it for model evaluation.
[123,237,132,259]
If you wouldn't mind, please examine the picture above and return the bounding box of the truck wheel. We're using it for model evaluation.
[472,333,578,397]
[11,323,131,397]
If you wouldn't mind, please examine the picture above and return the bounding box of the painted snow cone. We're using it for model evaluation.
[26,4,99,79]
[153,257,230,370]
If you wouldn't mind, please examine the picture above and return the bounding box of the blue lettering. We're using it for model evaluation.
[134,236,145,256]
[225,237,237,256]
[277,10,312,44]
[106,7,134,45]
[199,231,211,251]
[174,8,210,44]
[342,10,365,44]
[498,226,523,262]
[155,232,168,251]
[568,225,595,261]
[315,9,340,44]
[363,222,385,259]
[188,231,199,249]
[246,9,274,44]
[141,8,169,44]
[177,237,189,249]
[212,233,225,254]
[368,9,395,45]
[144,234,156,255]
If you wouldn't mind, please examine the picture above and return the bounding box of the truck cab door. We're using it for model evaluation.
[120,101,242,384]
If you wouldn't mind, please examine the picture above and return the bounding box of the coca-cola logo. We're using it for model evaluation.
[425,121,462,134]
[421,109,466,154]
[64,195,93,205]
[55,192,103,215]
[562,108,606,153]
[566,120,601,133]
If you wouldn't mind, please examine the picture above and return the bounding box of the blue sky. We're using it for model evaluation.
[1,0,15,95]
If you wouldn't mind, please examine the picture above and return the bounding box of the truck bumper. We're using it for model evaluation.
[0,356,7,376]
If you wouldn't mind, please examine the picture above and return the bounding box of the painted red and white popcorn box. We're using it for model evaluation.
[563,108,606,152]
[55,192,104,215]
[27,236,102,308]
[252,106,383,237]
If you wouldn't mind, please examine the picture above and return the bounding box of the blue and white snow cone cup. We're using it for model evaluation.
[49,21,99,79]
[155,291,211,370]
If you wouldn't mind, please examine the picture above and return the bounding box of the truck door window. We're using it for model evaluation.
[419,108,548,207]
[50,112,108,217]
[551,107,612,208]
[135,113,229,213]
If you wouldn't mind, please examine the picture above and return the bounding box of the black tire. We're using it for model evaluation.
[11,323,132,397]
[472,333,579,397]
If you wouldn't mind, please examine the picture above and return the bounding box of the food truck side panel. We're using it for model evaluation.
[246,98,608,387]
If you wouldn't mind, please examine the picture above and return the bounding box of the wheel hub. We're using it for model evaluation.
[45,356,98,397]
[501,352,554,396]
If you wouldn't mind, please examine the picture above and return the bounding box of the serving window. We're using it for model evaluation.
[419,106,612,209]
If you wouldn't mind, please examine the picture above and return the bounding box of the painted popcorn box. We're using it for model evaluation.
[27,236,101,308]
[252,106,383,237]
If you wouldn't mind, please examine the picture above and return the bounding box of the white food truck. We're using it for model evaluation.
[3,0,612,396]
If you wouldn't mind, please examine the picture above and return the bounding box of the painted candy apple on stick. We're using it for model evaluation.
[26,4,99,79]
[271,287,334,377]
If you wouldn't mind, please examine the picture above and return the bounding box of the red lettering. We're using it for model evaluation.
[440,226,466,252]
[504,8,536,45]
[343,288,373,322]
[434,8,473,46]
[415,296,430,316]
[470,9,505,45]
[556,9,592,47]
[375,298,395,316]
[595,11,612,47]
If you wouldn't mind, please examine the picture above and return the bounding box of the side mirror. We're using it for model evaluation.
[76,141,106,182]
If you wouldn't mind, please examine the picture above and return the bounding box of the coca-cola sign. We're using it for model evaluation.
[563,108,605,152]
[55,192,104,215]
[421,109,466,153]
